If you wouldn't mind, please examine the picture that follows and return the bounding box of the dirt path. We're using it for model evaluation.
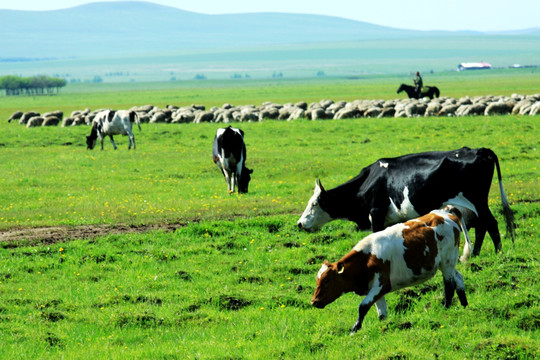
[0,223,184,247]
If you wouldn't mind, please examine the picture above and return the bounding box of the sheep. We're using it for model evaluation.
[437,105,459,117]
[194,111,214,123]
[485,102,514,116]
[11,92,540,133]
[42,116,60,126]
[26,116,44,128]
[19,111,40,125]
[8,111,23,123]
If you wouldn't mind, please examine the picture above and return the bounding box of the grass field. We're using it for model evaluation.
[0,74,538,359]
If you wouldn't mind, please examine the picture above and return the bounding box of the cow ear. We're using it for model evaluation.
[337,262,345,274]
[316,179,326,192]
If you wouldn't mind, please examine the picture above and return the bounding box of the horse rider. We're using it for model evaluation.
[413,71,423,98]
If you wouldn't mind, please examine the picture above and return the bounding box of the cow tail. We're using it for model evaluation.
[130,111,141,131]
[492,151,516,242]
[458,217,472,263]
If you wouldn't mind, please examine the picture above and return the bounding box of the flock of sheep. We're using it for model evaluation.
[8,93,540,128]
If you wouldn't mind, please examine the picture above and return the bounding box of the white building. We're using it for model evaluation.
[458,62,492,71]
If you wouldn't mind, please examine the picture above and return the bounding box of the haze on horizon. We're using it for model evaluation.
[3,0,539,32]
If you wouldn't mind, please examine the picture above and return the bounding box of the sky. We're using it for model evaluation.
[1,0,539,32]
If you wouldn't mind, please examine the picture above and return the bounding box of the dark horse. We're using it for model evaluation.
[397,84,440,99]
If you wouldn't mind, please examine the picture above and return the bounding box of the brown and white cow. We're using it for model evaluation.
[311,204,473,335]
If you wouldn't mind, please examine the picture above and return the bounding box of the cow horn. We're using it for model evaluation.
[337,262,345,274]
[316,179,326,192]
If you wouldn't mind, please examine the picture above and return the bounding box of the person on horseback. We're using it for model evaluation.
[413,71,423,98]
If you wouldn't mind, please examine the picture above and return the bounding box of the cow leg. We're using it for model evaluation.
[109,135,117,150]
[472,224,487,256]
[100,137,104,150]
[374,297,387,320]
[223,170,233,193]
[234,162,243,194]
[369,206,388,232]
[230,173,237,193]
[351,301,371,335]
[127,130,135,150]
[454,270,468,307]
[443,275,456,308]
[484,210,502,254]
[473,211,502,256]
[219,169,230,192]
[351,275,385,334]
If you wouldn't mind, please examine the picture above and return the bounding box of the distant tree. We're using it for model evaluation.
[0,74,66,96]
[194,74,207,80]
[50,77,67,93]
[0,75,22,95]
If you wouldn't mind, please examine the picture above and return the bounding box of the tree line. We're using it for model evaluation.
[0,75,67,96]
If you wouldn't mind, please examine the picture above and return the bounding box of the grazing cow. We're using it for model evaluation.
[86,110,141,150]
[297,147,515,255]
[312,205,473,334]
[212,126,253,193]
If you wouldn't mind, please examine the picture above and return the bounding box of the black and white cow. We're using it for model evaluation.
[298,147,515,255]
[86,110,141,150]
[212,126,253,193]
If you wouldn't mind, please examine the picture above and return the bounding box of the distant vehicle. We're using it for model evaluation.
[458,62,492,71]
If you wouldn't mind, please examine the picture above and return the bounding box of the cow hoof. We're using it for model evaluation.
[350,323,361,335]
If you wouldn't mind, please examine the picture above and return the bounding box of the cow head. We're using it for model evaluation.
[297,179,333,232]
[86,136,96,150]
[86,124,99,150]
[311,260,346,309]
[238,167,253,194]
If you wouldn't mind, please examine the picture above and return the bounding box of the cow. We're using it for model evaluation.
[297,147,515,256]
[212,126,253,193]
[86,110,141,150]
[311,204,473,335]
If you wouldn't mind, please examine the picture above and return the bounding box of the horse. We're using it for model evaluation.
[397,83,440,99]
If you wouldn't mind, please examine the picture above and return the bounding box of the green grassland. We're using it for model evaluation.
[3,68,540,117]
[0,73,538,359]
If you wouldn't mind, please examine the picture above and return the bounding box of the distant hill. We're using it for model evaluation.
[0,1,487,59]
[1,1,539,82]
